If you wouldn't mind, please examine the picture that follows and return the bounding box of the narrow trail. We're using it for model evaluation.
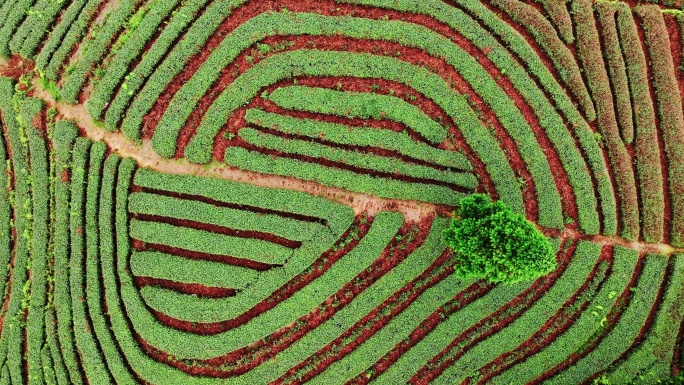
[32,82,448,223]
[557,228,679,255]
[1,58,682,255]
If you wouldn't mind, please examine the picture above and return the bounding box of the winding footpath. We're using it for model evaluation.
[1,58,681,256]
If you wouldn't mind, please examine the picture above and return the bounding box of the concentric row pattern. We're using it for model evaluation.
[4,0,684,241]
[0,0,683,383]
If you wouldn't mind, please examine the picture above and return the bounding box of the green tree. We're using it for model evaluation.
[442,194,556,284]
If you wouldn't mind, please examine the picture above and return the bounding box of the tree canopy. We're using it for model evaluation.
[443,194,556,284]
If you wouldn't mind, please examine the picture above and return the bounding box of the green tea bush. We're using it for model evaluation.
[60,0,142,102]
[85,0,180,121]
[103,0,209,132]
[245,108,471,170]
[609,2,666,243]
[637,4,684,246]
[9,0,68,58]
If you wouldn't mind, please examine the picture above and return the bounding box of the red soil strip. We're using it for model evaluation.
[0,55,32,81]
[57,0,110,83]
[138,216,368,335]
[141,217,434,376]
[408,241,576,384]
[134,276,237,298]
[634,13,672,245]
[250,118,469,172]
[449,3,581,224]
[131,214,302,249]
[585,255,674,384]
[271,220,445,384]
[343,281,493,385]
[474,0,591,121]
[230,136,472,194]
[96,0,187,109]
[477,246,613,383]
[103,0,214,127]
[134,185,328,225]
[532,252,647,384]
[30,109,47,138]
[134,242,279,272]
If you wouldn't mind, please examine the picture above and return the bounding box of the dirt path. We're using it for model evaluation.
[2,58,682,255]
[32,85,451,223]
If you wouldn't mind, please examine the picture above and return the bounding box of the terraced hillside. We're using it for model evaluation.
[0,0,681,384]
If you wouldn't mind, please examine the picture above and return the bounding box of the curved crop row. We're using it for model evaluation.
[128,191,326,244]
[488,0,594,120]
[145,10,562,226]
[101,0,210,131]
[117,0,244,138]
[7,0,69,58]
[130,250,258,291]
[236,128,475,187]
[612,2,665,244]
[636,4,684,247]
[222,146,469,206]
[572,0,639,241]
[264,86,447,145]
[69,137,113,382]
[0,83,9,351]
[184,49,524,215]
[50,120,82,384]
[85,0,182,121]
[244,108,471,170]
[23,96,51,385]
[36,0,102,83]
[130,219,296,266]
[59,0,145,103]
[0,0,34,57]
[596,2,635,146]
[0,79,36,383]
[547,253,669,384]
